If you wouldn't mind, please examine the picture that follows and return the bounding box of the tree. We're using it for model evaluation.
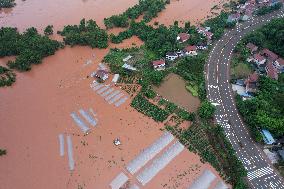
[0,149,6,156]
[0,0,16,8]
[44,25,53,35]
[198,100,216,119]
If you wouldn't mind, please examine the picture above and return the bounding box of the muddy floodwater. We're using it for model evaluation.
[0,0,227,188]
[153,73,201,112]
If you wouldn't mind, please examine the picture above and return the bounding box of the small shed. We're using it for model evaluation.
[122,63,137,71]
[261,129,276,145]
[112,74,120,83]
[95,70,109,81]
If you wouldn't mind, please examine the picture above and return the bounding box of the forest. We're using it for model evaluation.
[0,27,61,71]
[104,0,169,29]
[58,19,108,49]
[0,0,15,8]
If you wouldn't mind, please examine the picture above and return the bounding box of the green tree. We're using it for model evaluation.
[198,100,216,119]
[44,25,53,35]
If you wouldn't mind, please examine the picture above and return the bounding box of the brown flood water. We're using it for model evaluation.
[0,0,228,188]
[153,73,200,112]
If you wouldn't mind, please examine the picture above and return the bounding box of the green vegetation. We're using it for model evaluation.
[186,84,198,96]
[0,0,15,8]
[175,53,208,100]
[236,76,284,140]
[104,0,169,29]
[44,25,54,36]
[0,66,16,87]
[231,62,253,79]
[131,94,169,122]
[198,100,216,119]
[0,27,61,71]
[203,12,229,39]
[243,18,284,57]
[0,149,6,156]
[58,19,108,48]
[255,3,283,16]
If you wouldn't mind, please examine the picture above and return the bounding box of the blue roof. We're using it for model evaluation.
[261,130,275,144]
[236,79,245,86]
[240,92,252,97]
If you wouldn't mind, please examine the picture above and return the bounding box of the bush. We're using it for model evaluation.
[131,94,169,122]
[198,100,216,119]
[0,149,6,156]
[44,25,53,35]
[0,66,16,87]
[177,109,195,121]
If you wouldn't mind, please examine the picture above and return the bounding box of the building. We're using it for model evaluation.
[253,53,266,65]
[184,45,197,56]
[177,33,190,43]
[265,61,279,80]
[122,63,137,71]
[176,50,185,57]
[197,27,213,40]
[261,48,278,61]
[112,74,120,84]
[245,72,259,93]
[196,42,208,50]
[95,70,109,81]
[246,43,258,54]
[123,55,133,62]
[236,79,245,86]
[152,60,166,71]
[227,13,241,23]
[166,52,178,61]
[273,58,284,73]
[261,129,276,145]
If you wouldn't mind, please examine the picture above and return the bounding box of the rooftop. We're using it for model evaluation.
[152,60,166,67]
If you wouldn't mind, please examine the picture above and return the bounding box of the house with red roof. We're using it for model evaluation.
[245,72,259,93]
[253,53,266,65]
[184,45,197,56]
[261,49,278,61]
[273,58,284,73]
[266,61,278,80]
[152,60,166,71]
[177,33,190,43]
[197,27,213,41]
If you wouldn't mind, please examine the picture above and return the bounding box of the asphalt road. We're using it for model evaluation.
[205,9,284,189]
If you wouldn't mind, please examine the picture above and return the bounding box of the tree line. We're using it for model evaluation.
[58,19,108,49]
[104,0,169,29]
[0,27,61,71]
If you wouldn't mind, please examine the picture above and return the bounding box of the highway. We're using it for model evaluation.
[205,9,284,189]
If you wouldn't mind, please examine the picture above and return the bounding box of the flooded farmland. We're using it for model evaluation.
[0,0,227,188]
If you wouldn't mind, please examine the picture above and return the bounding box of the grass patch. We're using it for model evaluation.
[231,62,253,79]
[186,84,198,97]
